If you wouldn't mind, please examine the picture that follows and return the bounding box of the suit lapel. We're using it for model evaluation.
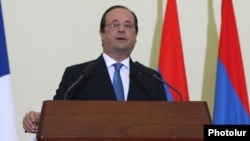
[128,60,147,100]
[92,55,116,99]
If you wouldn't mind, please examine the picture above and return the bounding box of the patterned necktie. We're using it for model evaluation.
[113,63,124,101]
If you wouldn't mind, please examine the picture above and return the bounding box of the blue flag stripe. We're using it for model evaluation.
[157,69,173,101]
[0,1,10,77]
[213,60,250,124]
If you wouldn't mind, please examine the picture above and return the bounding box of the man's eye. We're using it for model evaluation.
[124,24,132,28]
[112,23,120,27]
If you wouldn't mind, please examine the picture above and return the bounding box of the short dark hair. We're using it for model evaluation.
[99,5,138,34]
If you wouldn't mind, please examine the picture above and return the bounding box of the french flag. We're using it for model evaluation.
[0,1,19,140]
[158,0,189,101]
[213,0,250,124]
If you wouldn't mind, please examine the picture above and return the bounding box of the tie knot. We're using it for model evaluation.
[113,63,123,71]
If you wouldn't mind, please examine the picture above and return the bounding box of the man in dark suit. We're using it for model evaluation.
[55,55,166,100]
[23,5,167,133]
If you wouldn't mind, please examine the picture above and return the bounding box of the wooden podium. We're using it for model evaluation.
[36,100,212,141]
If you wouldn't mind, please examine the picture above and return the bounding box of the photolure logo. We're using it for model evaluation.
[204,125,250,140]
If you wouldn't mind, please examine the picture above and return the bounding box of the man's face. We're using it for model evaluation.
[100,8,137,57]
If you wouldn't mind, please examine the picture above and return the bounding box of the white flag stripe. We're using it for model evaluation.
[0,74,18,141]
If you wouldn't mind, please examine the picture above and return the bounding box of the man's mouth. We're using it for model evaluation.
[116,37,127,41]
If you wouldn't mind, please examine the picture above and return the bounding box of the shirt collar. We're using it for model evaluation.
[102,53,130,69]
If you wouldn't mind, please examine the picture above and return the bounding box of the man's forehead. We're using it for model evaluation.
[106,8,134,22]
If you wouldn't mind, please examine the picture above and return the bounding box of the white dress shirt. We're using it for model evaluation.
[102,53,130,101]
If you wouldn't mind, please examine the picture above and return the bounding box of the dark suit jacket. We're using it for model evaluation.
[53,54,167,101]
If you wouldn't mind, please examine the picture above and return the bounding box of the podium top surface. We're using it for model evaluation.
[37,100,211,141]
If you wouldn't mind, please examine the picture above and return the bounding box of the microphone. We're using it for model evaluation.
[134,61,183,101]
[63,60,97,100]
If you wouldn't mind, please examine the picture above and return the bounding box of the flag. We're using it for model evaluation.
[158,0,189,101]
[0,1,19,140]
[213,0,250,124]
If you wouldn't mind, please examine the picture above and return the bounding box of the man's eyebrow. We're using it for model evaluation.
[109,19,133,23]
[124,20,133,23]
[109,19,119,23]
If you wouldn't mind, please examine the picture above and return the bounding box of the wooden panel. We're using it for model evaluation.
[37,101,212,141]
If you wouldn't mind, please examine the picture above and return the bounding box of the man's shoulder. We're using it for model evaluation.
[133,61,160,75]
[68,60,95,69]
[63,59,98,75]
[66,55,103,71]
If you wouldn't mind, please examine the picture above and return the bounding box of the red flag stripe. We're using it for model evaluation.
[158,0,189,101]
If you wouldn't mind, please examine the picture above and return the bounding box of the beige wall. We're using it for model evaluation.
[1,0,250,140]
